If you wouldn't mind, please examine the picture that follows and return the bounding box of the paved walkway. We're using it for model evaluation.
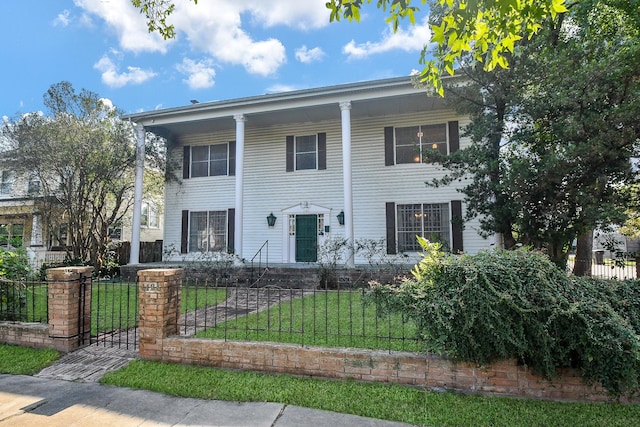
[0,375,416,427]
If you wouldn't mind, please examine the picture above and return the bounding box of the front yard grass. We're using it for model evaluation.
[0,344,59,375]
[101,360,640,427]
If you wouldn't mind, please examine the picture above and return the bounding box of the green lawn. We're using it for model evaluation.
[101,360,640,427]
[0,344,59,375]
[195,290,421,352]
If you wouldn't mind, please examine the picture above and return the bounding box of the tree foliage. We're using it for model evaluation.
[1,82,144,270]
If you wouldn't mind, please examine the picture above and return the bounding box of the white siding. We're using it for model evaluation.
[162,108,493,263]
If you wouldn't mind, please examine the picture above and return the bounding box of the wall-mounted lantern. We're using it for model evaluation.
[337,210,345,226]
[266,212,277,227]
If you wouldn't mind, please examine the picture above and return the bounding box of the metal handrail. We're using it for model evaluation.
[250,240,269,285]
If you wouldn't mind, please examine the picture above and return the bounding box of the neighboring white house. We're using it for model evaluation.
[124,76,496,266]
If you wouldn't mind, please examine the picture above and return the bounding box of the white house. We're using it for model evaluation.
[124,76,495,266]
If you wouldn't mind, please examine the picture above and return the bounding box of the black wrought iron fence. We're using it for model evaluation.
[0,278,48,323]
[569,253,638,280]
[178,280,421,353]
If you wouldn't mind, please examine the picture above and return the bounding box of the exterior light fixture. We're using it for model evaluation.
[337,210,345,226]
[267,212,277,227]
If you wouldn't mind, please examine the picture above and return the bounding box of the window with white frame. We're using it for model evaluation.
[0,223,24,247]
[190,143,230,177]
[295,135,317,170]
[396,203,450,252]
[395,124,447,164]
[0,171,14,195]
[189,211,227,252]
[141,202,159,228]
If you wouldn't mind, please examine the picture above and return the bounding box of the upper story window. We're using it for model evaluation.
[286,133,326,172]
[384,121,459,167]
[395,124,447,164]
[191,143,231,177]
[141,202,159,228]
[27,174,41,195]
[0,171,14,195]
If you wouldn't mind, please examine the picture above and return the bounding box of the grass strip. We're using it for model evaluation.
[101,360,640,427]
[196,290,421,352]
[0,344,59,375]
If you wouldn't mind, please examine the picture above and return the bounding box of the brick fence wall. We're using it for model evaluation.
[138,268,632,403]
[0,266,93,353]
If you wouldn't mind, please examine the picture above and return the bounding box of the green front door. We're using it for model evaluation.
[296,215,317,262]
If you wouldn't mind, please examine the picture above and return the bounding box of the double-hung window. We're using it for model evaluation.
[396,203,450,252]
[286,133,326,172]
[141,202,159,228]
[189,211,227,252]
[0,171,14,195]
[0,223,24,247]
[395,124,448,164]
[190,143,230,177]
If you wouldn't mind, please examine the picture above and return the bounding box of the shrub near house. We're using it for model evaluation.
[0,246,32,321]
[367,237,640,396]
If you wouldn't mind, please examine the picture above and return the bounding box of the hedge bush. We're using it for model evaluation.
[366,238,640,396]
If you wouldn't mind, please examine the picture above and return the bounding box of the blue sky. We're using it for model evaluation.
[1,1,432,119]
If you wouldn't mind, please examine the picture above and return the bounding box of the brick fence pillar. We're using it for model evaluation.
[45,266,93,353]
[138,269,182,360]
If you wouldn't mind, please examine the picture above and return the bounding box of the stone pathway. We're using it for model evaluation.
[35,287,306,382]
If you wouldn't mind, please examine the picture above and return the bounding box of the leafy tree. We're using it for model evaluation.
[0,82,163,271]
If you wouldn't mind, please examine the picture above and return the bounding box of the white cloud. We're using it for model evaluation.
[176,58,216,89]
[53,10,71,27]
[74,0,332,76]
[266,84,301,93]
[295,46,325,64]
[94,55,157,88]
[343,17,432,60]
[74,0,170,53]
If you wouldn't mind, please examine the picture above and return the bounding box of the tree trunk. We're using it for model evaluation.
[573,230,593,276]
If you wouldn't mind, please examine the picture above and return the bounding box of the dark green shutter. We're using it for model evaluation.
[181,210,189,253]
[227,208,235,253]
[386,202,396,254]
[228,141,236,176]
[317,133,326,170]
[384,127,394,166]
[448,121,459,153]
[183,146,190,179]
[286,136,294,172]
[451,200,464,253]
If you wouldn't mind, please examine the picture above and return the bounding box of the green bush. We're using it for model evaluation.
[0,246,32,321]
[366,237,640,396]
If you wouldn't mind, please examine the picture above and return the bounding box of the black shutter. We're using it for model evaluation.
[384,127,394,166]
[183,146,190,179]
[386,202,397,254]
[451,200,464,253]
[181,210,189,254]
[448,121,459,153]
[286,135,294,172]
[317,133,326,170]
[228,141,236,176]
[227,208,235,254]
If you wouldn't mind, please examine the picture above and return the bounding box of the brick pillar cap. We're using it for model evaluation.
[138,268,184,278]
[46,266,93,281]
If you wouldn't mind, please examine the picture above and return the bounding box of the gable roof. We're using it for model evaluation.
[122,76,454,139]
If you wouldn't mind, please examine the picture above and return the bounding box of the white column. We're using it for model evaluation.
[234,114,246,261]
[129,123,145,264]
[30,214,42,246]
[340,101,355,267]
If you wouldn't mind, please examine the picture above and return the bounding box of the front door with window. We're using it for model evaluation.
[295,214,317,262]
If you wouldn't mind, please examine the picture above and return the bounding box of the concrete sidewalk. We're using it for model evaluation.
[0,375,417,427]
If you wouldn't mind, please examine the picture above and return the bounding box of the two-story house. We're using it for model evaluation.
[124,76,496,266]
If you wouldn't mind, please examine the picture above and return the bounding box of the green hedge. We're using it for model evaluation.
[366,238,640,396]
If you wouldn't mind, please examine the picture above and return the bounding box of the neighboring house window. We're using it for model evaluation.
[384,122,459,166]
[108,222,122,241]
[395,124,447,164]
[49,223,68,248]
[190,143,231,177]
[0,171,14,195]
[189,211,227,252]
[286,133,327,172]
[396,203,451,252]
[141,202,159,228]
[0,223,24,247]
[27,174,41,195]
